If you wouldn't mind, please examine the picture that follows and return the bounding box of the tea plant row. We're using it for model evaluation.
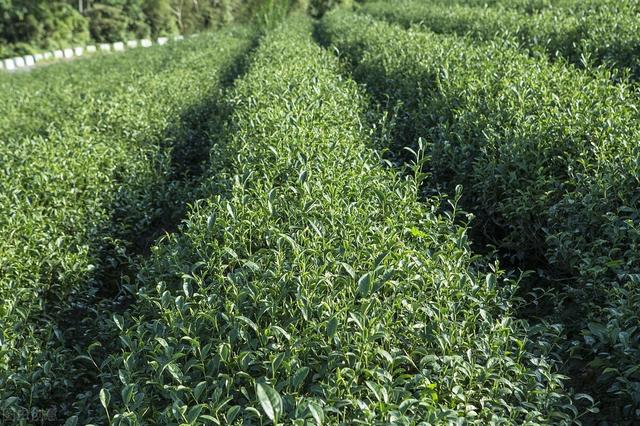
[0,37,177,72]
[0,28,254,420]
[2,6,634,424]
[79,17,581,425]
[361,0,640,80]
[320,10,640,421]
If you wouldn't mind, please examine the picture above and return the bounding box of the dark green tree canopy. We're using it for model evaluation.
[0,0,354,58]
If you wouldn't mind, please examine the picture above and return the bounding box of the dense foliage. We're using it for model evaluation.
[361,0,640,80]
[320,9,640,421]
[0,0,353,59]
[88,17,576,424]
[0,26,254,422]
[1,1,639,424]
[0,0,89,57]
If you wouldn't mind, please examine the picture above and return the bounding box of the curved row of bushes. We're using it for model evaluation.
[0,41,186,142]
[0,28,254,421]
[320,10,640,421]
[371,0,639,13]
[84,17,579,425]
[361,0,640,80]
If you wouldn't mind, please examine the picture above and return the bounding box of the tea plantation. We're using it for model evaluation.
[1,1,638,424]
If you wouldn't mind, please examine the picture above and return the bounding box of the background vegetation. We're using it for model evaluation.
[0,0,353,59]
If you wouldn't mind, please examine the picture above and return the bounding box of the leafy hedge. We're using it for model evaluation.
[0,27,254,421]
[84,16,579,425]
[320,10,640,420]
[361,0,640,80]
[360,0,633,13]
[0,1,90,57]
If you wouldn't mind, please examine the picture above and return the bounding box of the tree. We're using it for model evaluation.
[84,0,151,41]
[143,0,176,37]
[0,1,89,51]
[85,3,128,41]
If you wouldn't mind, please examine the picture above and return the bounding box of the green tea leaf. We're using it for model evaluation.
[326,317,338,338]
[64,416,79,426]
[291,366,310,390]
[194,381,207,401]
[226,405,241,423]
[121,384,135,405]
[99,388,111,411]
[358,272,371,296]
[308,401,324,424]
[256,382,282,423]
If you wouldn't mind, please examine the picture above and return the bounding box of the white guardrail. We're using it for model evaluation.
[0,34,196,72]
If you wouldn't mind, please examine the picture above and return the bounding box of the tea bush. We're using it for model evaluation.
[89,17,578,425]
[320,10,640,420]
[361,0,640,80]
[3,3,637,424]
[0,27,254,420]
